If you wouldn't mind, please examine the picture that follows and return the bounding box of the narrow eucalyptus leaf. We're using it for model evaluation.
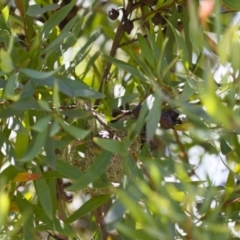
[0,165,19,189]
[16,192,34,240]
[103,54,148,82]
[61,109,92,119]
[34,167,53,219]
[223,0,240,10]
[10,98,40,110]
[26,4,59,17]
[146,95,161,141]
[93,138,127,155]
[0,49,13,73]
[4,74,18,100]
[66,151,113,191]
[32,116,52,132]
[220,139,232,155]
[58,118,90,139]
[20,68,57,79]
[42,0,77,38]
[65,194,110,224]
[137,33,155,67]
[20,129,48,162]
[31,77,104,99]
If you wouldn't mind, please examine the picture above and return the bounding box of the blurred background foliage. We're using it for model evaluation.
[1,0,240,239]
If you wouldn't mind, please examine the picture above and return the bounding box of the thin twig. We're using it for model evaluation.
[173,128,189,163]
[94,205,110,240]
[131,151,157,191]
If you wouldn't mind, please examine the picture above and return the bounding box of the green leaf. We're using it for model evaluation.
[55,160,83,180]
[61,109,92,119]
[20,128,48,162]
[10,98,40,110]
[147,30,161,61]
[51,217,74,237]
[32,116,52,132]
[34,167,53,219]
[0,165,19,189]
[42,171,63,179]
[70,31,100,64]
[20,68,57,79]
[4,74,19,101]
[42,32,74,55]
[57,118,90,139]
[103,94,138,110]
[44,135,56,169]
[137,33,155,68]
[224,171,235,202]
[0,107,23,118]
[22,0,34,40]
[15,133,29,158]
[38,100,51,112]
[0,192,10,227]
[42,0,77,38]
[66,151,113,191]
[117,189,153,224]
[164,10,177,63]
[16,192,34,240]
[53,79,60,113]
[26,4,59,17]
[218,25,238,64]
[146,94,162,142]
[220,139,232,155]
[166,19,189,69]
[65,194,110,224]
[116,223,152,240]
[31,76,104,99]
[223,0,240,10]
[58,76,104,99]
[93,138,128,155]
[40,156,83,180]
[32,204,74,237]
[102,26,116,40]
[103,54,148,83]
[187,2,203,52]
[132,102,148,138]
[200,64,235,129]
[0,49,13,73]
[15,112,29,158]
[50,121,60,137]
[61,15,78,34]
[104,200,126,224]
[2,4,9,22]
[31,204,52,227]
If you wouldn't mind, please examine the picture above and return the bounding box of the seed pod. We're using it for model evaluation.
[142,0,158,7]
[108,8,119,20]
[152,12,163,25]
[167,109,179,122]
[160,112,174,129]
[122,19,134,34]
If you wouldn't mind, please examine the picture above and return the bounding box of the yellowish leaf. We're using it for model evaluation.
[13,173,41,182]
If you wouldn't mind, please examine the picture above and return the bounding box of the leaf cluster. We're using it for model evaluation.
[1,0,240,239]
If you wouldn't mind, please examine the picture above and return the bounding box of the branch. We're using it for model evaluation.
[94,2,142,106]
[130,151,157,191]
[14,0,30,49]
